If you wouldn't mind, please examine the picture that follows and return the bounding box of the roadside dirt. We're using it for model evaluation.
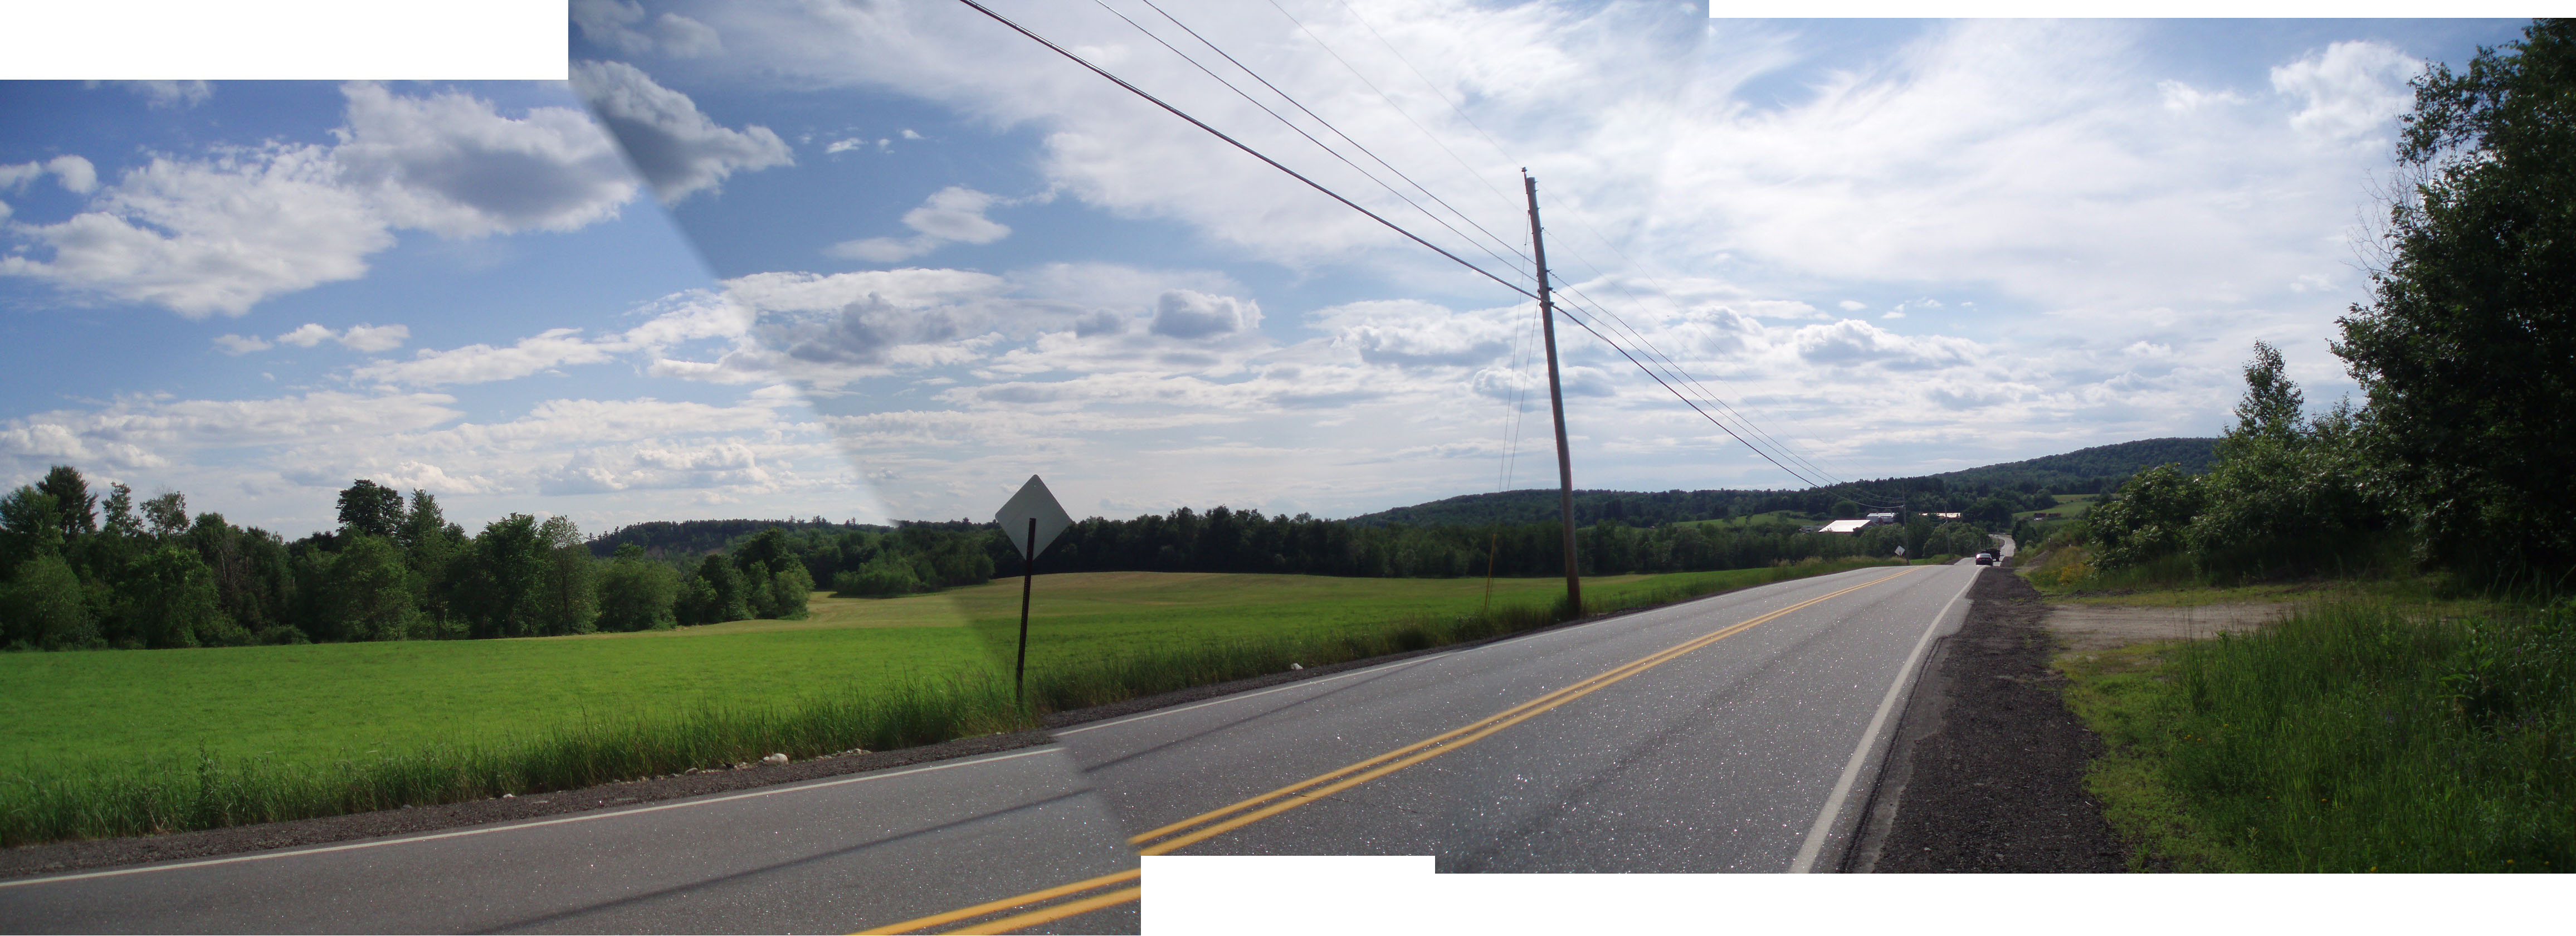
[1851,568,2128,872]
[2043,602,2282,651]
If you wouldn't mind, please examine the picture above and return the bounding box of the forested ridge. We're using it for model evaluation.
[1340,437,2212,529]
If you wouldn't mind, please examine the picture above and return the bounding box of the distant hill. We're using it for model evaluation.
[597,439,2222,544]
[1931,437,2217,490]
[1343,437,2217,528]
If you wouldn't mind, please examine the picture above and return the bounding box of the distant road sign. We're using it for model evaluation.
[997,475,1073,558]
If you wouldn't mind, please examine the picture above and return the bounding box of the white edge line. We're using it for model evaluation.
[1789,567,1979,873]
[0,745,1062,889]
[1057,565,1891,738]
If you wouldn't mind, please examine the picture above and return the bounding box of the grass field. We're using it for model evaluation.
[0,562,1899,844]
[0,572,1672,773]
[2013,493,2100,521]
[1671,510,1813,530]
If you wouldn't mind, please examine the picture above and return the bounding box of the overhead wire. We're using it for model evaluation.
[1090,0,1533,281]
[956,0,1891,502]
[1134,0,1533,270]
[1277,2,1875,492]
[950,0,1538,304]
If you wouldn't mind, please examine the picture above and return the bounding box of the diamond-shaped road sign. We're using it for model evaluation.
[996,475,1072,558]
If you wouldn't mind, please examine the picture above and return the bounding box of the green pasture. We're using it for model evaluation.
[1671,510,1811,529]
[2014,493,2100,520]
[0,571,1653,771]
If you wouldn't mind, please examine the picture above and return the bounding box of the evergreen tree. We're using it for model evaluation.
[99,482,139,538]
[35,465,96,539]
[535,516,598,635]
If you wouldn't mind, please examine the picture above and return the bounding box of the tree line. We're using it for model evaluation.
[2072,22,2575,588]
[0,475,814,651]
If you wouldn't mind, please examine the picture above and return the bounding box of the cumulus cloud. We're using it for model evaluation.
[0,81,699,316]
[334,81,638,237]
[0,145,391,317]
[1321,299,1511,367]
[355,328,620,387]
[114,80,213,109]
[1149,290,1261,340]
[570,59,791,203]
[826,186,1011,262]
[212,334,271,355]
[572,0,722,58]
[2272,41,2422,139]
[1792,319,1979,370]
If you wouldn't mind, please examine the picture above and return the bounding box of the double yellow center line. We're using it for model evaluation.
[860,567,1915,934]
[856,868,1141,935]
[1126,568,1915,855]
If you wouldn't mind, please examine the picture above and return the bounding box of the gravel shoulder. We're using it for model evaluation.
[1848,567,2129,872]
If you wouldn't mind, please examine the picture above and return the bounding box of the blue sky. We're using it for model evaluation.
[0,7,2534,537]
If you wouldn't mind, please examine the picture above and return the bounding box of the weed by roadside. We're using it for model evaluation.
[2056,600,2575,872]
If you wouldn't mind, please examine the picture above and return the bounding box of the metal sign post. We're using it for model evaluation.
[995,475,1073,704]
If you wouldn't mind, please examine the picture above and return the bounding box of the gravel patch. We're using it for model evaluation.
[1848,568,2129,872]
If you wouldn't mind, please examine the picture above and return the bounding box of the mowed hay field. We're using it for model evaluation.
[0,571,1658,771]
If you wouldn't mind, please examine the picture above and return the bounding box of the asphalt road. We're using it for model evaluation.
[1057,562,1980,872]
[0,747,1141,935]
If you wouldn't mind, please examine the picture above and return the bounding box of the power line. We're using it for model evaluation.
[951,0,1538,304]
[1279,2,1871,490]
[1133,0,1533,270]
[1089,0,1533,281]
[959,0,1884,502]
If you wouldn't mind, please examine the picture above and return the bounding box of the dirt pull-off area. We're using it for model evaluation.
[2044,603,2284,652]
[1851,568,2128,872]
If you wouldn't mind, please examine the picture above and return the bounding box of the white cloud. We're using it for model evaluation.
[276,323,335,347]
[572,0,723,58]
[2272,41,2422,140]
[0,144,391,318]
[570,60,791,203]
[825,186,1011,262]
[355,328,620,387]
[213,334,271,355]
[44,156,97,194]
[1148,290,1260,340]
[113,80,213,109]
[338,323,412,352]
[2,82,668,316]
[334,81,637,237]
[2158,79,2247,114]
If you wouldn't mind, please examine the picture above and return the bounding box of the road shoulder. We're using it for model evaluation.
[1847,568,2129,872]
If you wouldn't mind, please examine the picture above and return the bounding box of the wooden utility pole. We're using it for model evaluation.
[1525,172,1581,616]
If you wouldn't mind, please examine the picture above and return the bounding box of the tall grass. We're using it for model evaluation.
[0,673,1030,847]
[0,558,1899,847]
[2074,599,2575,872]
